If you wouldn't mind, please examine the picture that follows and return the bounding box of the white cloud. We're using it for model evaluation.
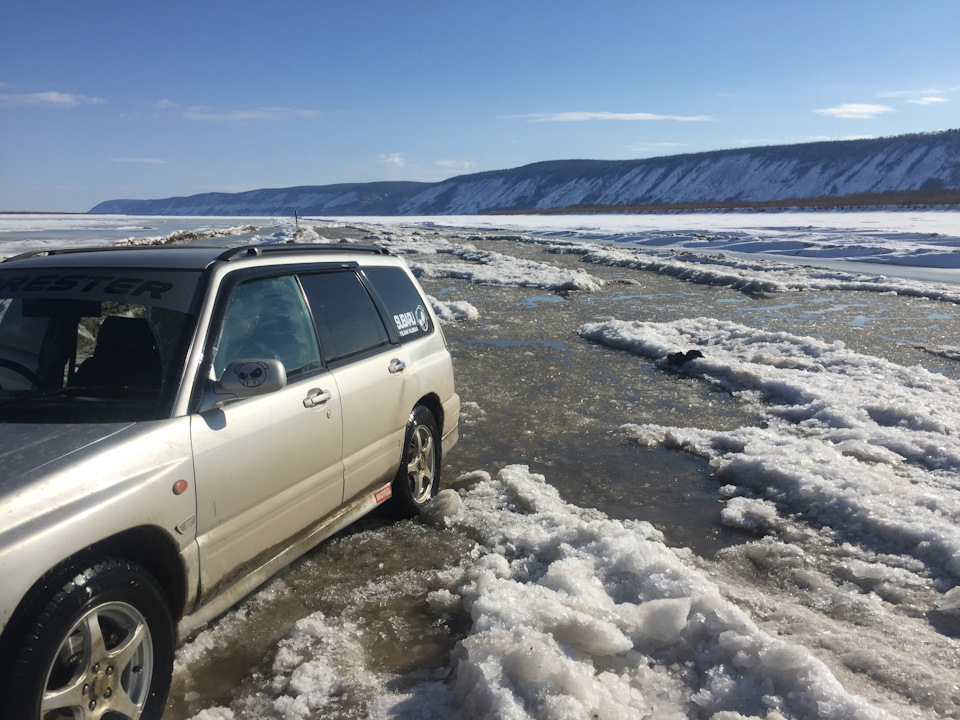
[814,103,893,119]
[878,87,951,98]
[0,91,105,108]
[152,99,181,112]
[878,87,955,106]
[435,159,477,173]
[518,111,713,123]
[378,153,405,167]
[152,100,320,121]
[110,157,167,164]
[181,105,321,122]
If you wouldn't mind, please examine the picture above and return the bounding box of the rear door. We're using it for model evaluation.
[190,274,344,597]
[299,270,411,500]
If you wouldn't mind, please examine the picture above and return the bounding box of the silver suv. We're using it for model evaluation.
[0,243,459,719]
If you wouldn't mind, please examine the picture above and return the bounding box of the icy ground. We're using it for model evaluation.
[2,211,960,719]
[386,209,960,269]
[170,214,960,720]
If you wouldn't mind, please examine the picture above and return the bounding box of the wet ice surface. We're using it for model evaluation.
[5,216,955,719]
[151,219,960,720]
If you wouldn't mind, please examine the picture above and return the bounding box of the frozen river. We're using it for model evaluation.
[2,212,959,719]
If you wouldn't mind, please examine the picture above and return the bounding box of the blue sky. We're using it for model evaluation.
[1,0,957,212]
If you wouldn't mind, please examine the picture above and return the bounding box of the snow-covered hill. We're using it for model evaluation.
[90,181,431,216]
[91,130,960,216]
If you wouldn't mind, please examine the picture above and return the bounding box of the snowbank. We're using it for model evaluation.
[182,466,892,720]
[445,466,888,720]
[578,317,960,583]
[544,241,960,304]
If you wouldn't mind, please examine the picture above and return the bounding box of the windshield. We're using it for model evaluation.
[0,266,203,423]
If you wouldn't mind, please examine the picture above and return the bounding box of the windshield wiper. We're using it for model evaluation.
[0,386,79,409]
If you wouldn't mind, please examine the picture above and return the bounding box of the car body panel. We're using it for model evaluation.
[190,371,345,599]
[441,393,461,456]
[0,244,459,660]
[0,418,195,633]
[331,345,412,501]
[0,423,133,495]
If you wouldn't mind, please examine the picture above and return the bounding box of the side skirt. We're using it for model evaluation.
[177,481,393,640]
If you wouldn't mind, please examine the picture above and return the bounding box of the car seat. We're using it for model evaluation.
[74,316,162,391]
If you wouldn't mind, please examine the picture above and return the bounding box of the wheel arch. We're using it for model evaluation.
[0,525,188,671]
[79,526,189,620]
[415,392,444,452]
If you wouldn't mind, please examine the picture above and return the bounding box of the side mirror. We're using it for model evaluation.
[200,358,287,411]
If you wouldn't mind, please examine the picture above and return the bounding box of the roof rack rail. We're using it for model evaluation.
[1,243,235,263]
[217,243,389,262]
[0,246,135,263]
[2,242,390,265]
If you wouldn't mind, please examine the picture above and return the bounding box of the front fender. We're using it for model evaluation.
[0,417,197,636]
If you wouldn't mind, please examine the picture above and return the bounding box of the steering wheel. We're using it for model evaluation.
[0,358,42,389]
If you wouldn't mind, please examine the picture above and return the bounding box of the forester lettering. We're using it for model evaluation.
[0,273,174,299]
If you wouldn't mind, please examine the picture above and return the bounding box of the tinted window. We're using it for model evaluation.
[363,266,432,342]
[0,267,203,314]
[213,275,321,380]
[299,271,390,363]
[0,271,199,422]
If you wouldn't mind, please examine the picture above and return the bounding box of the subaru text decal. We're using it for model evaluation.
[394,304,430,337]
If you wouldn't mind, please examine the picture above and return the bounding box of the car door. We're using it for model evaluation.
[299,270,411,501]
[190,274,344,598]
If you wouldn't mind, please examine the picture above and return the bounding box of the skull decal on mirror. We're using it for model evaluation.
[235,360,269,388]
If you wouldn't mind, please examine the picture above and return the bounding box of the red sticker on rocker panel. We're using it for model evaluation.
[374,486,393,503]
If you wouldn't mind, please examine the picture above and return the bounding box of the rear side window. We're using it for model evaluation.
[300,271,390,363]
[363,266,432,342]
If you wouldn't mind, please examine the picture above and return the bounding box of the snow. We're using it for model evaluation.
[578,317,960,581]
[384,134,960,215]
[413,244,604,292]
[2,211,960,718]
[361,209,960,269]
[428,296,479,324]
[444,466,889,720]
[174,466,905,720]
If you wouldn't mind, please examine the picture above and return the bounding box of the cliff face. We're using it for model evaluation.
[91,130,960,216]
[90,182,432,216]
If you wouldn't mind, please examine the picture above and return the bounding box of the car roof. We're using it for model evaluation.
[0,243,391,271]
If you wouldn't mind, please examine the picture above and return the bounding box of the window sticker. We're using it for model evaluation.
[0,269,203,314]
[394,304,429,337]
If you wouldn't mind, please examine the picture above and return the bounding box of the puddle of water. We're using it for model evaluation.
[529,435,740,553]
[520,293,566,308]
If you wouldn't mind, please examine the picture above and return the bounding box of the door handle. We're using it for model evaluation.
[303,388,332,408]
[388,359,406,374]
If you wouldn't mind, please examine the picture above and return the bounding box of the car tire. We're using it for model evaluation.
[5,558,173,720]
[390,405,441,517]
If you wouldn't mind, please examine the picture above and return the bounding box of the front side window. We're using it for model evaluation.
[212,275,322,381]
[299,271,390,363]
[0,267,202,422]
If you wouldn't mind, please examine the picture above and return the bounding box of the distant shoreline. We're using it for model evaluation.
[5,188,960,217]
[0,211,112,216]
